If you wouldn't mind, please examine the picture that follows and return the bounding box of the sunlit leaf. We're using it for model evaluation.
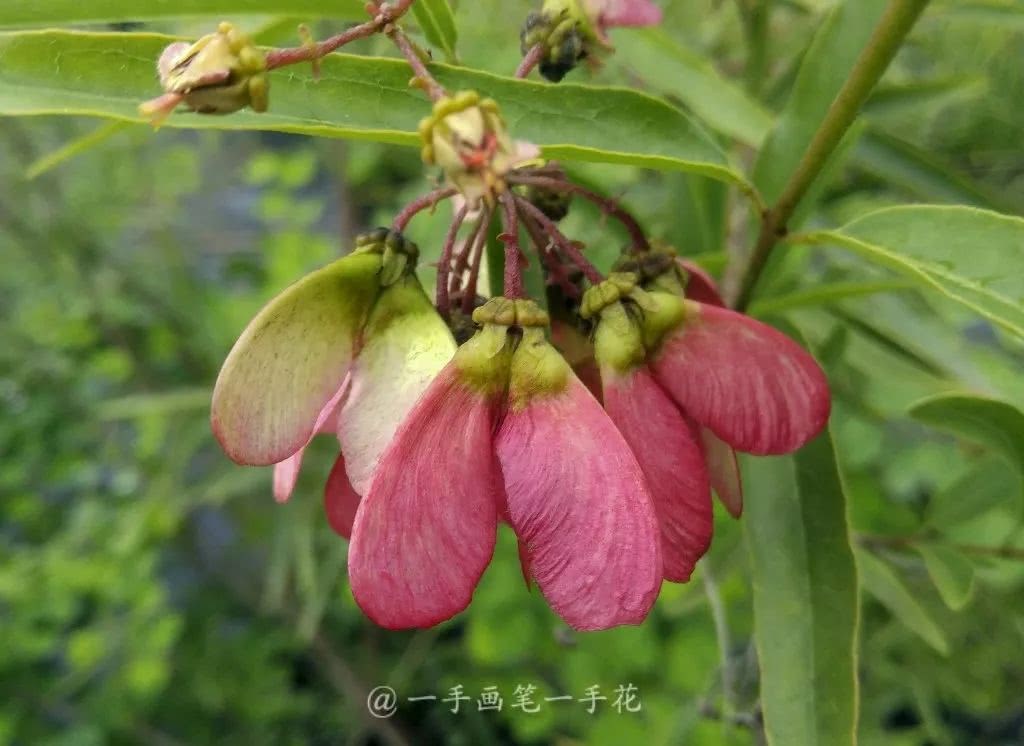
[614,28,773,147]
[0,30,746,185]
[412,0,458,63]
[744,430,860,745]
[916,544,975,611]
[857,548,950,655]
[0,0,367,27]
[909,393,1024,473]
[753,0,888,203]
[802,206,1024,338]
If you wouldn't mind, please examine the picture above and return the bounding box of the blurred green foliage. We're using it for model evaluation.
[2,1,1024,744]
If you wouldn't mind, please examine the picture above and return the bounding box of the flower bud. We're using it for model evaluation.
[145,22,268,119]
[419,92,517,205]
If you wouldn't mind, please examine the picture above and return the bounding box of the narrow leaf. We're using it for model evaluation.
[0,30,745,185]
[615,28,774,147]
[0,0,367,27]
[749,279,915,318]
[857,548,950,655]
[412,0,458,63]
[853,129,1012,212]
[753,0,888,202]
[744,430,859,746]
[916,544,975,611]
[909,393,1024,474]
[26,120,130,179]
[802,206,1024,339]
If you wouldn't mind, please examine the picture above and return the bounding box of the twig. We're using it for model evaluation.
[265,0,417,70]
[462,208,495,313]
[507,173,650,252]
[513,195,604,285]
[391,186,457,231]
[703,565,737,718]
[436,204,470,317]
[500,194,525,298]
[387,25,447,102]
[516,44,544,79]
[732,0,931,310]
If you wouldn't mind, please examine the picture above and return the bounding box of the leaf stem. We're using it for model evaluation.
[500,194,526,298]
[513,195,604,285]
[462,209,495,313]
[391,186,457,231]
[507,172,650,252]
[733,0,930,311]
[387,25,448,102]
[265,0,417,70]
[436,203,469,317]
[516,44,544,79]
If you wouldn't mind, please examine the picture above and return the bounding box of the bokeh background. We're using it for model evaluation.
[2,2,1024,744]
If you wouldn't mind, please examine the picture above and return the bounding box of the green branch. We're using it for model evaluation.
[734,0,931,311]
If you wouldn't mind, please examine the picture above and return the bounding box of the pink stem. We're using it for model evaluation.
[388,27,447,102]
[520,210,580,298]
[513,196,604,285]
[265,22,379,70]
[500,195,525,299]
[391,186,457,232]
[516,44,544,79]
[436,204,469,318]
[461,208,495,314]
[508,172,651,252]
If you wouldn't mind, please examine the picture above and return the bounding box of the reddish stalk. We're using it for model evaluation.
[461,209,496,314]
[513,196,604,285]
[516,44,544,79]
[520,210,580,298]
[508,173,651,252]
[450,208,490,286]
[265,0,418,70]
[391,186,457,232]
[388,27,448,102]
[500,195,525,299]
[436,204,470,318]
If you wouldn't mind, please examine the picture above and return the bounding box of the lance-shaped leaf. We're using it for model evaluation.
[0,30,746,185]
[857,548,950,655]
[412,0,458,63]
[0,1,367,27]
[211,252,380,466]
[800,206,1024,339]
[744,431,860,745]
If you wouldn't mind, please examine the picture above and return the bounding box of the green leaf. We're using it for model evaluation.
[26,120,131,179]
[852,129,1013,212]
[748,279,915,318]
[916,544,975,611]
[753,0,888,202]
[614,28,774,147]
[0,30,744,185]
[925,456,1020,531]
[801,206,1024,339]
[744,430,859,746]
[908,393,1024,473]
[0,0,367,26]
[856,548,950,655]
[412,0,458,63]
